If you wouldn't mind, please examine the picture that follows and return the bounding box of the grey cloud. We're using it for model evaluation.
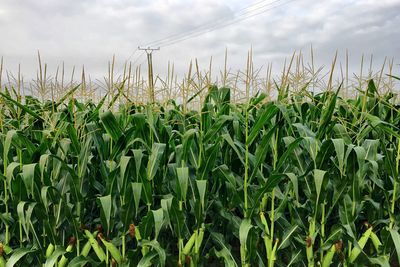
[0,0,398,82]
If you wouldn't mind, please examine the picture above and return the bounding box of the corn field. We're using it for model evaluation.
[0,60,400,266]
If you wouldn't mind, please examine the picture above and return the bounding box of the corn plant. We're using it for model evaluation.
[0,75,399,266]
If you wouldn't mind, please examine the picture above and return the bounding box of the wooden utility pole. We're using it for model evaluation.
[138,46,160,103]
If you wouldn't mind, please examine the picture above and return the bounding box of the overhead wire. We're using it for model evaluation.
[132,51,146,65]
[122,0,295,69]
[115,49,145,80]
[143,0,285,47]
[156,0,297,48]
[124,47,138,65]
[117,0,297,81]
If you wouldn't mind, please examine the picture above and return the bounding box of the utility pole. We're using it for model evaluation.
[138,46,160,103]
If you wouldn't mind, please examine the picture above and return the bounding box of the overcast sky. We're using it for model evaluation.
[0,0,399,82]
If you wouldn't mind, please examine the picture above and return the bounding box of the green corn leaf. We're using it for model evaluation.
[66,256,92,267]
[214,164,237,187]
[88,93,108,121]
[275,138,303,172]
[368,256,391,267]
[119,156,131,193]
[160,197,173,232]
[100,110,123,141]
[132,149,144,180]
[141,179,153,207]
[349,226,373,263]
[314,169,326,204]
[221,133,245,166]
[4,130,36,162]
[210,232,238,267]
[199,139,221,180]
[249,174,284,217]
[6,162,20,192]
[239,218,253,250]
[152,208,164,240]
[66,123,80,154]
[196,180,207,213]
[54,84,81,108]
[137,250,158,267]
[203,115,232,142]
[176,167,189,202]
[40,186,59,214]
[77,136,92,182]
[169,198,184,238]
[84,230,106,262]
[5,247,35,267]
[333,124,352,144]
[332,138,345,175]
[250,125,277,182]
[0,92,42,120]
[182,128,197,160]
[214,247,239,267]
[140,240,166,267]
[98,194,112,235]
[387,74,400,80]
[278,225,299,250]
[322,244,336,267]
[317,84,341,139]
[16,202,28,239]
[390,228,400,265]
[44,247,66,267]
[247,104,278,146]
[363,112,400,139]
[100,238,122,264]
[322,226,343,249]
[131,182,143,217]
[146,143,166,181]
[286,250,302,266]
[39,154,50,182]
[3,130,15,168]
[286,173,299,204]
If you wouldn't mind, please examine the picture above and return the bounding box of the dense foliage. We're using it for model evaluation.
[0,79,400,266]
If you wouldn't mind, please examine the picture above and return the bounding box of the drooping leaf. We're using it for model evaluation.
[146,143,166,181]
[176,167,189,202]
[313,169,326,204]
[98,194,112,235]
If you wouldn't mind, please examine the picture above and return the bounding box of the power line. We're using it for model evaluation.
[156,0,296,48]
[114,50,146,80]
[115,48,139,77]
[119,0,293,72]
[118,0,296,78]
[144,0,286,48]
[124,48,138,65]
[132,51,146,65]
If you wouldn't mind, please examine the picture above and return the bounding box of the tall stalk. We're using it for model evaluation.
[267,127,279,267]
[240,50,252,267]
[3,156,9,245]
[243,50,252,218]
[390,140,400,229]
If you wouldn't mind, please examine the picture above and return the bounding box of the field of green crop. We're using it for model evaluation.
[0,68,400,266]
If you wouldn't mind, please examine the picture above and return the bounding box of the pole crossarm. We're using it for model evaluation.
[138,46,160,103]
